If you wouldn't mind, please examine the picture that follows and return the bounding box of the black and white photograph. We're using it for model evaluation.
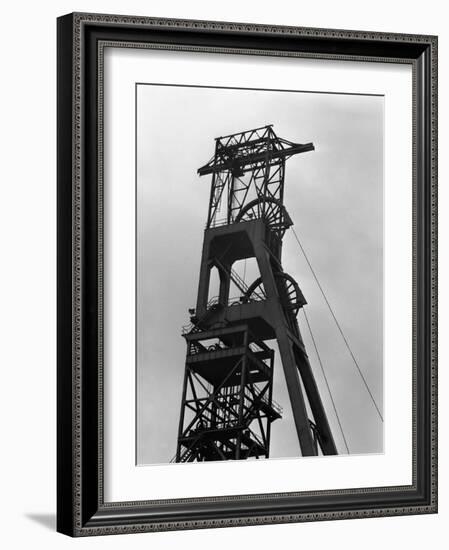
[53,9,437,541]
[136,84,384,465]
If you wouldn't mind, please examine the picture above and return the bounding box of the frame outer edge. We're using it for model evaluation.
[57,13,77,537]
[429,35,438,513]
[71,11,436,44]
[59,12,438,536]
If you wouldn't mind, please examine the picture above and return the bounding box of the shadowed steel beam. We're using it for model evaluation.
[254,241,316,455]
[198,143,315,176]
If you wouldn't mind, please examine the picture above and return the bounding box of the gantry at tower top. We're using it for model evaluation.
[198,125,314,236]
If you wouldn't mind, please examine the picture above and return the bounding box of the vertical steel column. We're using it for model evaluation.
[254,242,317,456]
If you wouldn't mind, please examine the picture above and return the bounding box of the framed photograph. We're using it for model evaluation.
[57,12,438,536]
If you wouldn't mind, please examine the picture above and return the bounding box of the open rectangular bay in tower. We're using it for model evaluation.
[136,84,384,465]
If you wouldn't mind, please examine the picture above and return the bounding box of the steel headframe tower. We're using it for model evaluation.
[175,125,337,463]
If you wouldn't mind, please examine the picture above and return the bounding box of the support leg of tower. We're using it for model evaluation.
[254,243,317,456]
[291,339,337,455]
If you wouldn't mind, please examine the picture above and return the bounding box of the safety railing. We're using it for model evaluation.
[181,290,265,335]
[208,217,230,228]
[247,386,283,416]
[181,296,221,335]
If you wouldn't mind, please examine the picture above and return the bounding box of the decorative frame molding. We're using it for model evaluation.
[57,12,437,536]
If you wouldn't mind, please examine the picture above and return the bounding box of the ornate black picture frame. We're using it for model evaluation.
[57,12,438,536]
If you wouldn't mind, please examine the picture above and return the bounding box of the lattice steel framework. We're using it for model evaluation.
[175,125,337,462]
[200,125,313,235]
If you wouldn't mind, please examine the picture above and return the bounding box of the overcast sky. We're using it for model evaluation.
[136,83,384,465]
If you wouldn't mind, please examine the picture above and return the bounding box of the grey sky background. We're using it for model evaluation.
[136,84,384,465]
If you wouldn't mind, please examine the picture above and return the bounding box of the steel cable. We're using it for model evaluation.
[292,227,384,423]
[302,308,350,454]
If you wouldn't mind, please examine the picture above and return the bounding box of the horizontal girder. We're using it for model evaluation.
[198,142,314,176]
